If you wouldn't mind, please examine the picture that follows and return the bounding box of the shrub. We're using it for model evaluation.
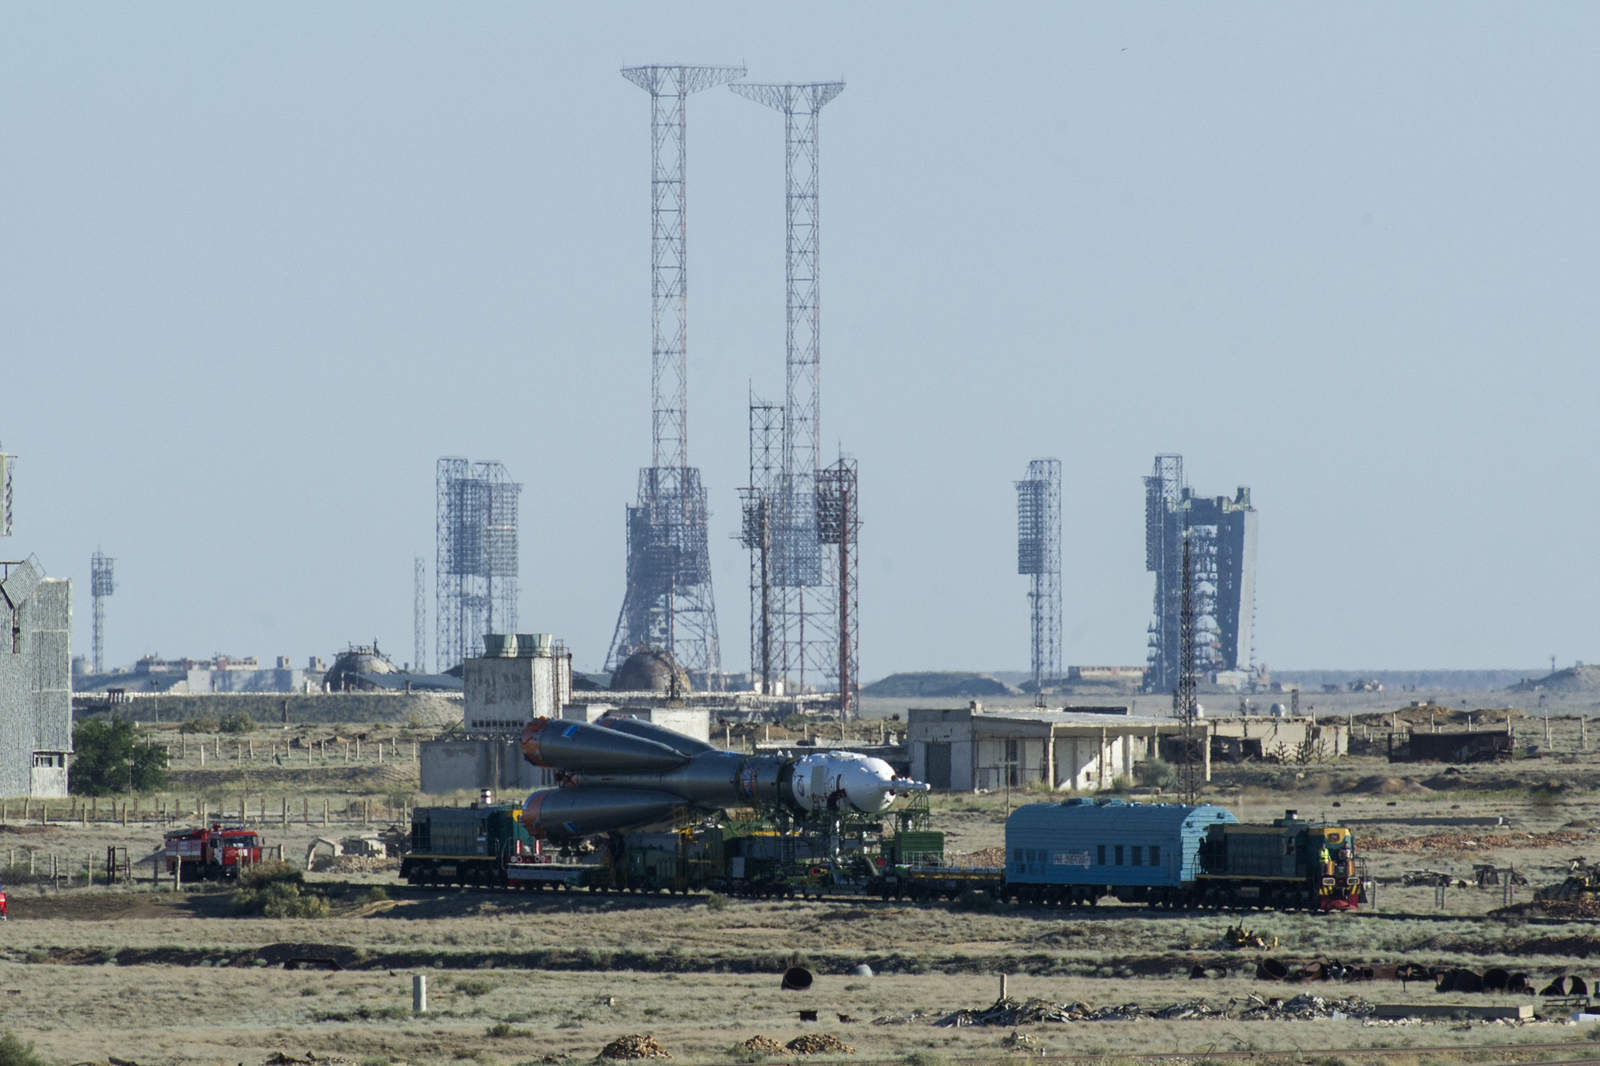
[355,886,389,906]
[232,870,329,918]
[236,860,303,889]
[0,1031,48,1066]
[178,717,218,734]
[1137,759,1178,791]
[70,718,167,795]
[902,1053,948,1066]
[218,712,257,734]
[456,978,497,998]
[704,892,729,911]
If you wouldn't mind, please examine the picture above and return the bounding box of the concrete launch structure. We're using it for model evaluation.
[1143,455,1257,692]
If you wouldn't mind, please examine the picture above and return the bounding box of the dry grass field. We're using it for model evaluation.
[6,717,1600,1066]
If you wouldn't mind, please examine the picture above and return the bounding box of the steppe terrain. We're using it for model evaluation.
[6,708,1600,1066]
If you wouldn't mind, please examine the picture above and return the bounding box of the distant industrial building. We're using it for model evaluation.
[1143,455,1258,693]
[0,559,71,797]
[76,653,325,694]
[907,704,1343,792]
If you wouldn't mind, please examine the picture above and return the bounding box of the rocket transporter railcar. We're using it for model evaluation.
[1003,799,1366,911]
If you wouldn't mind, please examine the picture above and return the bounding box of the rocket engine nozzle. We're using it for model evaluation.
[521,787,686,842]
[520,717,691,773]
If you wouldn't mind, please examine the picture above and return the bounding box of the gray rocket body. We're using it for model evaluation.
[518,716,925,843]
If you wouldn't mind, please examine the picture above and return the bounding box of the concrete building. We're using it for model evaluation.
[0,559,71,797]
[907,704,1345,792]
[420,633,575,795]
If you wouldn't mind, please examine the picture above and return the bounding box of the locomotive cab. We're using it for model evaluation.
[1197,809,1365,911]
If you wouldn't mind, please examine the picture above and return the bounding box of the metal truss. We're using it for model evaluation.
[413,555,427,674]
[90,550,114,674]
[606,65,740,685]
[740,399,784,694]
[731,80,845,696]
[1016,458,1061,690]
[436,457,521,671]
[817,457,860,718]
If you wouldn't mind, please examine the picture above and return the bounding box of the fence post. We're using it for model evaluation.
[413,974,427,1013]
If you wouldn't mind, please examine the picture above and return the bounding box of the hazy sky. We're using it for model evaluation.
[2,5,1593,677]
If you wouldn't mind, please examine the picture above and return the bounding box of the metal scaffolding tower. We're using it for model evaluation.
[90,550,114,674]
[739,399,784,695]
[436,457,521,671]
[0,447,12,537]
[1016,458,1061,691]
[817,457,860,718]
[413,555,427,674]
[606,64,742,684]
[1143,454,1257,693]
[731,79,845,694]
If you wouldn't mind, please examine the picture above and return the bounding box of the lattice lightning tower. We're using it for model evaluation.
[413,555,427,674]
[731,80,844,693]
[90,550,114,674]
[436,458,521,671]
[1016,459,1061,691]
[817,457,860,717]
[605,64,742,684]
[739,398,784,695]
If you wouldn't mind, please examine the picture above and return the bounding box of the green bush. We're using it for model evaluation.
[236,859,303,889]
[455,978,497,998]
[218,711,257,734]
[355,886,389,906]
[178,717,218,734]
[0,1031,48,1066]
[232,871,329,918]
[704,892,729,911]
[1137,758,1178,791]
[69,718,167,795]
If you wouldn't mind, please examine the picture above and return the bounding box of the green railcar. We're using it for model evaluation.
[401,802,537,888]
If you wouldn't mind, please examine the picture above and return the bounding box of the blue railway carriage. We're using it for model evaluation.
[1004,798,1238,907]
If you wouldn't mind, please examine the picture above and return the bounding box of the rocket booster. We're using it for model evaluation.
[518,716,928,842]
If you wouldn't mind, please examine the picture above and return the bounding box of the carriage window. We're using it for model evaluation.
[1131,846,1142,866]
[1097,845,1106,866]
[1114,845,1123,866]
[1014,849,1024,867]
[1149,845,1160,866]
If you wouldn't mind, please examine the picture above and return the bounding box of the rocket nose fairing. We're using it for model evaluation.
[517,716,929,843]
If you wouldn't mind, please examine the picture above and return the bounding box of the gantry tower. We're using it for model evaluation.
[1016,459,1061,691]
[731,80,845,696]
[436,458,521,671]
[1143,454,1257,692]
[90,550,114,674]
[605,64,743,685]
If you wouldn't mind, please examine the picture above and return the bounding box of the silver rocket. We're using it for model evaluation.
[519,715,928,842]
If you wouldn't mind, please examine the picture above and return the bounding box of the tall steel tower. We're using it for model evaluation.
[739,398,784,695]
[817,456,860,717]
[413,555,427,674]
[436,457,521,671]
[605,64,743,685]
[1016,459,1061,691]
[90,550,114,674]
[0,447,12,537]
[731,80,845,694]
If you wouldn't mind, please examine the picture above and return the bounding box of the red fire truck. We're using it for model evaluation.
[163,824,263,881]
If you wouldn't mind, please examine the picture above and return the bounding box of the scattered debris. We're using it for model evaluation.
[1401,869,1465,887]
[937,997,1082,1027]
[736,1036,790,1056]
[785,1035,855,1055]
[870,1011,929,1026]
[1212,924,1274,951]
[599,1035,672,1060]
[263,1056,312,1066]
[1239,994,1374,1020]
[1000,1031,1040,1052]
